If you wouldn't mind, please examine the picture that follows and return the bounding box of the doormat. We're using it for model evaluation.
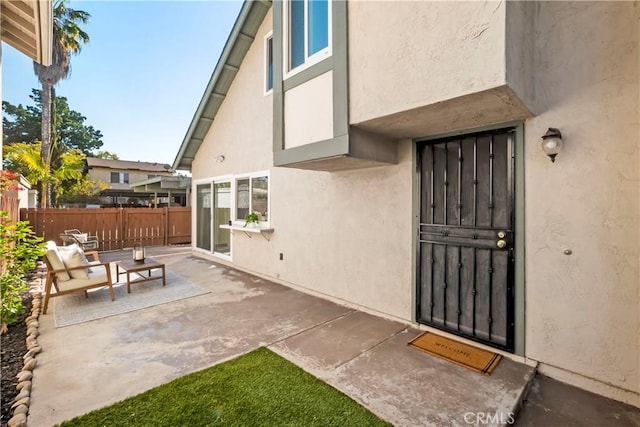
[408,332,502,375]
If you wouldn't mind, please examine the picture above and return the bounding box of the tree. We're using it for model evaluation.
[94,150,120,160]
[57,177,109,205]
[3,142,86,207]
[3,90,104,154]
[2,101,40,144]
[33,0,90,208]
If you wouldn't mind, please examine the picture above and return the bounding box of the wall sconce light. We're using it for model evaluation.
[541,128,563,162]
[215,155,225,163]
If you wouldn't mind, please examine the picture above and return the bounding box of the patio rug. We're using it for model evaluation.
[54,271,208,327]
[408,332,502,375]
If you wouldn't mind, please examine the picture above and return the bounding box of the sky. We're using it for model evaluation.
[2,0,243,169]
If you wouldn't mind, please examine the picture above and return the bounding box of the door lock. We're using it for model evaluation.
[497,231,506,239]
[496,239,507,249]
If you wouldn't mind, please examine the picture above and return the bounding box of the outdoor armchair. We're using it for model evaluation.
[60,229,99,251]
[42,241,115,314]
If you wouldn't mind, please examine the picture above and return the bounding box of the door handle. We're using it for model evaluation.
[496,239,507,249]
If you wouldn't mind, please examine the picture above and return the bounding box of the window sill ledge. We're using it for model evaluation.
[219,224,274,241]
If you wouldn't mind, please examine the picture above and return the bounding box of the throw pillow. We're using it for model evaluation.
[45,241,70,282]
[59,245,90,279]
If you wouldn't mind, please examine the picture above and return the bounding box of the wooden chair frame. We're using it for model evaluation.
[42,250,115,314]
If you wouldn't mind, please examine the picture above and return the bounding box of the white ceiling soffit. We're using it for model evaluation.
[1,0,53,66]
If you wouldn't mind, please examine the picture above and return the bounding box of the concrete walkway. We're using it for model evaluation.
[515,375,640,427]
[25,248,544,425]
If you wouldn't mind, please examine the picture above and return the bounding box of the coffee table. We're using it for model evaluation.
[115,258,166,293]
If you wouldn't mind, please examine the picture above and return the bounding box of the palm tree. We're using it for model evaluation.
[33,0,90,208]
[3,142,85,207]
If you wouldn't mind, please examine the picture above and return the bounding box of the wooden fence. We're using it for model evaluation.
[1,194,21,275]
[1,194,20,224]
[21,207,191,251]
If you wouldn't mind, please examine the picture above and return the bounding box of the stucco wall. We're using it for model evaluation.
[191,8,414,320]
[524,2,639,400]
[284,71,334,148]
[191,9,274,179]
[190,0,639,404]
[264,145,413,319]
[348,0,507,124]
[505,1,536,114]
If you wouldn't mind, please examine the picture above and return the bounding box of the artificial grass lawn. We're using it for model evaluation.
[58,347,391,427]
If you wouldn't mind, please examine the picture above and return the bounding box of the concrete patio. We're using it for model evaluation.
[26,247,638,426]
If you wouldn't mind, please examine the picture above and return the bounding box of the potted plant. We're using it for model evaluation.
[244,212,260,228]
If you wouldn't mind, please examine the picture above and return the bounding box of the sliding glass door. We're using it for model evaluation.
[196,180,231,258]
[213,181,231,256]
[196,184,211,251]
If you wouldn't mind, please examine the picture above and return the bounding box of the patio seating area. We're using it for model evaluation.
[27,247,640,426]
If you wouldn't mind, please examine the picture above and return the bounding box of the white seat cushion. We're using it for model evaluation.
[45,241,70,282]
[57,265,110,292]
[58,244,90,279]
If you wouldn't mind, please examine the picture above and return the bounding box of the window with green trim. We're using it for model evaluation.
[265,33,273,92]
[286,0,330,72]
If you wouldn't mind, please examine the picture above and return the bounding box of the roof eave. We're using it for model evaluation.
[37,0,53,66]
[172,0,272,171]
[130,176,191,192]
[1,0,53,65]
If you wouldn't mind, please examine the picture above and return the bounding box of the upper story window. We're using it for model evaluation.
[110,172,129,184]
[265,33,273,93]
[286,0,330,74]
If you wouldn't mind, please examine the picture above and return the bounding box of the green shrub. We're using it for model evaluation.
[0,211,46,333]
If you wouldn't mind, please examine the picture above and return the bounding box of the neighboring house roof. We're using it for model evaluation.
[130,176,191,193]
[1,0,53,65]
[86,157,173,173]
[172,0,272,171]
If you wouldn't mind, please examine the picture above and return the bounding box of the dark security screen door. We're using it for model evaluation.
[417,129,515,351]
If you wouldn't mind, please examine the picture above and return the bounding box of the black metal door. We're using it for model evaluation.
[417,129,515,351]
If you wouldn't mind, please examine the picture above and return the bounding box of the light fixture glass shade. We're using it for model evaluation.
[541,128,563,162]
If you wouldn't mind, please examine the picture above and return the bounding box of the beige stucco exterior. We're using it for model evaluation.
[284,71,334,148]
[191,10,274,178]
[350,1,509,124]
[192,7,414,320]
[348,0,532,143]
[188,1,639,406]
[522,2,639,403]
